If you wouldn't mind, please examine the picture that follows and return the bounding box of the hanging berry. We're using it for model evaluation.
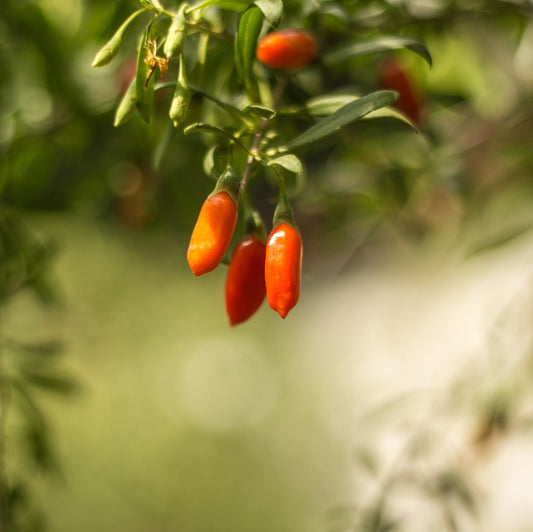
[377,58,422,124]
[187,168,239,276]
[225,235,267,326]
[264,192,302,318]
[256,30,317,70]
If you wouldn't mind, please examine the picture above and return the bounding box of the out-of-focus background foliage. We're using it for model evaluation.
[3,0,533,531]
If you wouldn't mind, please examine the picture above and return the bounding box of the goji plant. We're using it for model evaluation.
[92,0,431,323]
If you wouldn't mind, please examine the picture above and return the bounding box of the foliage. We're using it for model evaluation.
[2,0,533,530]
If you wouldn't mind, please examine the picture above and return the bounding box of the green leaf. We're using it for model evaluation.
[24,370,79,395]
[305,93,361,116]
[8,339,64,358]
[114,78,138,127]
[285,90,398,150]
[243,104,276,120]
[203,144,231,179]
[324,36,432,67]
[267,154,303,174]
[212,0,251,11]
[184,123,250,153]
[192,87,254,126]
[136,25,157,123]
[363,106,419,131]
[235,5,264,101]
[305,93,418,131]
[153,121,176,171]
[254,0,283,26]
[91,8,148,67]
[157,82,256,126]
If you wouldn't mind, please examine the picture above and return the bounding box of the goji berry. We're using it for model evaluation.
[265,222,302,318]
[225,235,267,326]
[187,190,238,276]
[256,30,317,70]
[377,58,422,124]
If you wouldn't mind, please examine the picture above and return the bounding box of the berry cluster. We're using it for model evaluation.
[187,167,303,326]
[185,30,313,325]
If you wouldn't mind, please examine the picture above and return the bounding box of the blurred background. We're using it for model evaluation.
[2,0,533,531]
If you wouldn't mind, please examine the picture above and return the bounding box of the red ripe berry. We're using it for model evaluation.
[264,222,302,318]
[377,59,422,124]
[187,191,238,276]
[256,30,317,70]
[225,236,267,326]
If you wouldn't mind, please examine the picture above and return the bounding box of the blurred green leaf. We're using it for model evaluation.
[324,36,432,67]
[285,91,398,150]
[255,0,283,26]
[430,471,477,515]
[467,223,533,256]
[304,93,418,130]
[24,372,79,396]
[91,8,148,67]
[243,104,276,120]
[153,121,177,171]
[8,339,64,358]
[212,0,250,11]
[235,5,263,102]
[184,123,250,153]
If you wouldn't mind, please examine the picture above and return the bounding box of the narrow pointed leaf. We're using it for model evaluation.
[192,87,254,125]
[285,90,398,150]
[91,8,147,67]
[235,5,263,101]
[325,36,432,67]
[255,0,283,26]
[305,93,418,130]
[114,78,138,127]
[136,26,156,123]
[184,123,250,153]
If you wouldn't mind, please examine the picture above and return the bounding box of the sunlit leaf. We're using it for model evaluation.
[255,0,283,26]
[284,90,398,150]
[325,36,432,67]
[267,154,303,174]
[212,0,250,11]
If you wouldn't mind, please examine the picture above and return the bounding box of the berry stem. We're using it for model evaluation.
[239,73,289,196]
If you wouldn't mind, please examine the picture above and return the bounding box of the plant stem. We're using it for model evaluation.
[239,73,289,196]
[0,325,7,532]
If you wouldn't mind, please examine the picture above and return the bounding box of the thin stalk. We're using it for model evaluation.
[0,323,7,532]
[239,73,289,196]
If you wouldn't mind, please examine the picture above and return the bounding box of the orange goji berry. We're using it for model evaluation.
[377,59,422,124]
[225,235,267,326]
[256,30,317,70]
[265,222,302,318]
[187,190,238,276]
